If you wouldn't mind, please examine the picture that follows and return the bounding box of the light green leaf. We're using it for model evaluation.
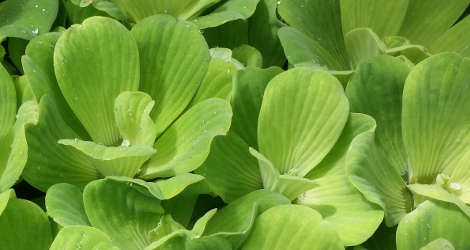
[247,0,286,67]
[232,44,263,68]
[140,98,232,179]
[278,0,349,69]
[131,15,210,137]
[306,113,376,179]
[386,44,432,64]
[297,175,383,246]
[204,189,290,249]
[161,180,211,228]
[347,131,413,226]
[195,131,262,203]
[0,100,38,193]
[54,16,140,146]
[45,183,90,227]
[13,76,35,107]
[84,179,164,250]
[402,53,470,183]
[429,15,470,58]
[407,184,470,218]
[64,0,111,25]
[258,68,349,177]
[50,225,119,250]
[193,0,260,29]
[396,200,470,250]
[340,0,408,38]
[59,138,156,177]
[187,58,238,108]
[0,189,15,215]
[344,28,387,68]
[110,0,220,22]
[0,0,59,40]
[346,55,410,176]
[399,0,470,48]
[242,205,343,250]
[419,238,454,250]
[250,148,317,201]
[278,27,345,70]
[114,91,157,147]
[106,173,205,200]
[23,95,99,192]
[449,151,470,204]
[0,63,15,137]
[22,31,90,139]
[0,198,52,250]
[230,66,283,149]
[191,208,217,236]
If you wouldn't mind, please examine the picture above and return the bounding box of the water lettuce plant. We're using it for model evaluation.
[1,0,470,249]
[346,53,470,248]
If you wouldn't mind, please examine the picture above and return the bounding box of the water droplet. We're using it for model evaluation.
[227,68,231,74]
[32,28,39,35]
[80,230,86,237]
[121,140,130,147]
[277,1,281,4]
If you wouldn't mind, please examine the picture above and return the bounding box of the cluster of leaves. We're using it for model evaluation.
[1,0,470,249]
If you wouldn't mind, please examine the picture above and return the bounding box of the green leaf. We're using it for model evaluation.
[193,0,260,29]
[0,100,38,193]
[114,91,157,147]
[385,44,432,64]
[140,98,232,179]
[278,27,345,70]
[278,0,349,69]
[195,131,262,203]
[204,189,290,249]
[59,138,156,177]
[203,19,249,50]
[399,0,470,48]
[110,0,220,22]
[419,238,455,250]
[64,0,111,25]
[13,75,35,107]
[7,38,29,75]
[305,113,376,179]
[429,15,470,58]
[106,173,205,200]
[54,16,140,146]
[0,0,59,40]
[45,183,90,226]
[247,0,286,67]
[449,151,470,204]
[84,179,164,250]
[0,198,52,250]
[258,68,349,177]
[131,15,210,137]
[187,58,238,108]
[23,95,100,192]
[191,208,217,236]
[347,131,413,226]
[230,66,283,149]
[0,189,15,215]
[232,44,263,68]
[346,55,410,176]
[50,225,119,250]
[242,205,343,250]
[407,184,470,218]
[402,53,470,183]
[344,28,387,69]
[0,63,15,137]
[297,175,383,246]
[161,180,211,228]
[396,200,470,250]
[22,31,90,139]
[250,148,318,201]
[340,0,408,38]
